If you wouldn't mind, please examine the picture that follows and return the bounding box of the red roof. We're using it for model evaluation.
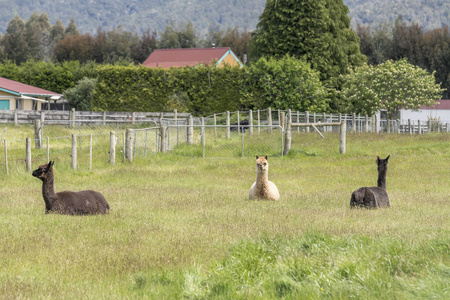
[142,47,237,69]
[0,77,62,97]
[420,100,450,110]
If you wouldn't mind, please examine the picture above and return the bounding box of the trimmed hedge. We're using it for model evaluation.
[92,56,327,115]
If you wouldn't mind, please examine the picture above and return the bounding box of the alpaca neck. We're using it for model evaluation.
[256,170,269,185]
[42,172,56,208]
[377,169,387,189]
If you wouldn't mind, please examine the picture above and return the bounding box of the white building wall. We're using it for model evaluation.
[400,109,450,123]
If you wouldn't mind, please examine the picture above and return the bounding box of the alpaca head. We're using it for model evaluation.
[376,155,390,173]
[255,155,269,173]
[32,161,54,181]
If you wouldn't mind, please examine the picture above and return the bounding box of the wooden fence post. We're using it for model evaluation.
[213,113,217,141]
[125,129,133,162]
[267,107,272,133]
[236,110,240,134]
[201,117,205,157]
[34,119,42,149]
[280,112,285,130]
[257,109,261,134]
[110,131,116,165]
[352,113,356,133]
[249,109,253,135]
[160,126,166,153]
[226,111,230,140]
[340,121,346,154]
[188,115,194,144]
[70,108,75,128]
[283,109,292,156]
[365,115,369,133]
[26,138,31,172]
[305,111,310,133]
[322,112,327,133]
[418,120,422,134]
[14,110,18,126]
[71,134,77,170]
[375,115,379,133]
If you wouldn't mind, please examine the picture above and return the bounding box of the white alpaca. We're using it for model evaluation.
[248,155,280,201]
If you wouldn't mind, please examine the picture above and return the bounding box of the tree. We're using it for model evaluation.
[64,77,98,111]
[131,28,157,64]
[158,21,198,49]
[1,15,29,63]
[25,12,52,61]
[357,23,393,65]
[242,55,328,112]
[422,26,450,99]
[341,59,444,118]
[65,18,79,36]
[221,27,251,63]
[251,0,366,84]
[53,34,94,63]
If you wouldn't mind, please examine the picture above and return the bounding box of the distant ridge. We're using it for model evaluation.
[0,0,447,35]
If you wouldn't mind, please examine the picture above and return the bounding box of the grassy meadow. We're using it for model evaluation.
[0,130,449,299]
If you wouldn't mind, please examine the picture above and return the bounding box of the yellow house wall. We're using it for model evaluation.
[217,53,242,68]
[0,91,44,110]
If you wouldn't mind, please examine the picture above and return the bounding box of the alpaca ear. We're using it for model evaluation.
[45,162,52,172]
[376,156,380,163]
[386,155,390,161]
[265,155,268,160]
[256,155,259,159]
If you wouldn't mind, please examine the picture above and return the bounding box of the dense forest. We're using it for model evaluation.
[0,0,448,35]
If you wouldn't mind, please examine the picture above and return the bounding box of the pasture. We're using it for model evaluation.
[0,131,449,299]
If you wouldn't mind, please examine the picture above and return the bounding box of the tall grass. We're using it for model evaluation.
[0,132,449,299]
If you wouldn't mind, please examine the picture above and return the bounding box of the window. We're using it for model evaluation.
[15,98,23,110]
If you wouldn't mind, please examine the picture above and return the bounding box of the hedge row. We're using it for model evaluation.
[92,56,328,115]
[0,56,329,115]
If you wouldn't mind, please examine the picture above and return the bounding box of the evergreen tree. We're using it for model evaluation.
[1,15,29,63]
[65,17,80,36]
[251,0,366,83]
[131,28,157,64]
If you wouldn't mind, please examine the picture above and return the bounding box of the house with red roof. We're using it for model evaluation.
[142,47,244,69]
[0,77,63,111]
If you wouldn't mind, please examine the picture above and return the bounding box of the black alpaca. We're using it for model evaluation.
[32,161,110,215]
[350,155,391,208]
[230,119,250,133]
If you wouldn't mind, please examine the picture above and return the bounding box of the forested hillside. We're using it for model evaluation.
[0,0,447,35]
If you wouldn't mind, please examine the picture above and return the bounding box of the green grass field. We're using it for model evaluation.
[0,131,449,299]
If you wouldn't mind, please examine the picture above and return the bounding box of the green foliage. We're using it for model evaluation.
[91,58,329,114]
[63,77,98,111]
[252,0,366,82]
[91,64,244,114]
[0,60,98,94]
[341,58,445,117]
[358,22,450,99]
[242,55,328,112]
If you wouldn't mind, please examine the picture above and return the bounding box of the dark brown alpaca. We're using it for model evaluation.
[32,161,110,215]
[350,155,391,208]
